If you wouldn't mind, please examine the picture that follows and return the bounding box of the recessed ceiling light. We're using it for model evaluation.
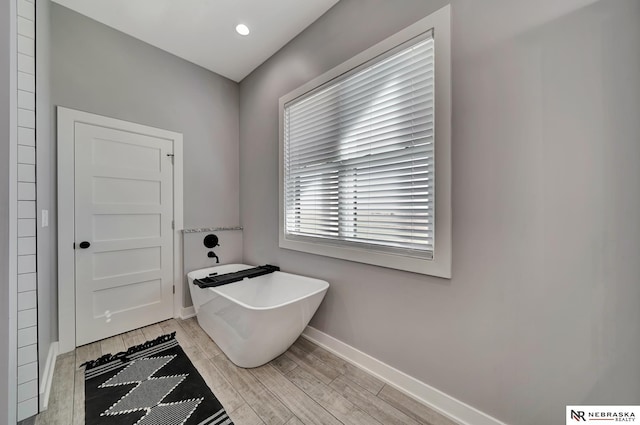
[235,24,250,36]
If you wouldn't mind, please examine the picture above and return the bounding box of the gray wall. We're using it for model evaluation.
[49,4,241,336]
[239,1,640,424]
[183,231,243,275]
[182,229,243,307]
[1,0,12,420]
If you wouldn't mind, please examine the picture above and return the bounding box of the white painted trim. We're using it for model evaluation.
[279,5,452,278]
[38,342,58,411]
[302,326,507,425]
[56,107,74,354]
[172,139,184,320]
[57,107,184,353]
[8,0,19,422]
[36,0,52,415]
[180,306,196,320]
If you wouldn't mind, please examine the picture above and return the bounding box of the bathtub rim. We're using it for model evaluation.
[187,264,329,312]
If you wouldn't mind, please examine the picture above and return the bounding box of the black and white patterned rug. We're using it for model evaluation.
[83,332,233,425]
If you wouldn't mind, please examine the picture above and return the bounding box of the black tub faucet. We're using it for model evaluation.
[208,251,219,263]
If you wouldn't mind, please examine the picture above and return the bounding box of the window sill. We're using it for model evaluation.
[279,235,451,278]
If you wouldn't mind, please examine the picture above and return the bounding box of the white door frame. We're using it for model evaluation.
[57,107,184,354]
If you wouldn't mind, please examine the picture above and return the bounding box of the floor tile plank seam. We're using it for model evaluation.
[283,342,377,424]
[306,343,385,397]
[330,374,387,415]
[375,383,384,396]
[287,379,379,425]
[246,365,312,423]
[208,352,277,424]
[327,374,341,389]
[169,319,200,352]
[285,367,385,425]
[293,337,318,355]
[328,375,420,425]
[284,346,341,387]
[288,340,417,425]
[250,360,347,425]
[226,396,262,425]
[176,318,220,359]
[236,361,300,425]
[175,319,204,351]
[332,373,378,398]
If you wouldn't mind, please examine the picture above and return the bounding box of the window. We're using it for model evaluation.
[279,6,451,277]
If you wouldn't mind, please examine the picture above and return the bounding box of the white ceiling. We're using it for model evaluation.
[51,0,340,82]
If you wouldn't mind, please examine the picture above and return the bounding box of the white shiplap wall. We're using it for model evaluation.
[15,0,39,420]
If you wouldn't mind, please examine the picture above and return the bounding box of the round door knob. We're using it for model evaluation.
[79,241,91,249]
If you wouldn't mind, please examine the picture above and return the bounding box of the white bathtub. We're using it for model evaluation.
[187,264,329,368]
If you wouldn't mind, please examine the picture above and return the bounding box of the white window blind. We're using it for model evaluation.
[284,31,435,260]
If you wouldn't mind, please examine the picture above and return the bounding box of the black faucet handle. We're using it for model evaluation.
[204,234,219,248]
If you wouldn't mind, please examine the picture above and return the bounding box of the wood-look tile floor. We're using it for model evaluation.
[33,318,458,425]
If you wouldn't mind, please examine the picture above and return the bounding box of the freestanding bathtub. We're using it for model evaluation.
[187,264,329,368]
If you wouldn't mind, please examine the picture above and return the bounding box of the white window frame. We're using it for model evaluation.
[279,5,451,278]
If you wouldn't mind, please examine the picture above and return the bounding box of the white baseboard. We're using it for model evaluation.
[39,341,59,411]
[180,306,196,319]
[302,327,506,425]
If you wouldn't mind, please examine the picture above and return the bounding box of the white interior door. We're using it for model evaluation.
[74,123,174,346]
